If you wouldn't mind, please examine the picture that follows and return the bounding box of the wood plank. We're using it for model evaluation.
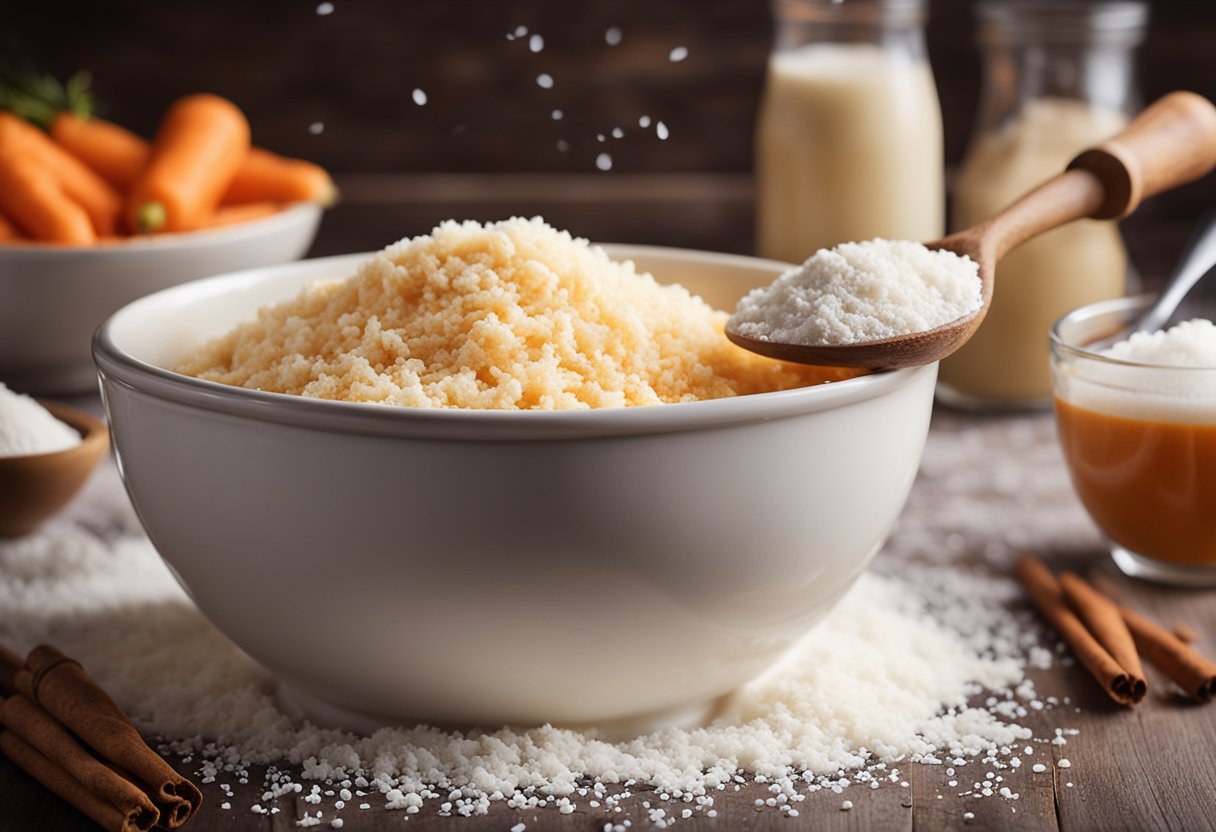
[308,172,1195,276]
[0,754,100,832]
[7,0,1215,221]
[336,173,755,205]
[1047,560,1216,832]
[911,745,1059,832]
[309,180,757,259]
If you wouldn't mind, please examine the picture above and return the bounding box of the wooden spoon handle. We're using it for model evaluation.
[968,91,1216,263]
[1067,91,1216,219]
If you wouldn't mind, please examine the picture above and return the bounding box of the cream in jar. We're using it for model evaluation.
[755,36,943,263]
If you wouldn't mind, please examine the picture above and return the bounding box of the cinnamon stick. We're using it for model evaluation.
[1058,571,1147,703]
[1173,621,1199,645]
[1121,606,1216,703]
[0,641,19,694]
[0,695,159,832]
[1084,564,1125,604]
[1015,555,1144,706]
[13,645,202,828]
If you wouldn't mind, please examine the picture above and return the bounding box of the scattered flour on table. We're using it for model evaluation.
[729,238,982,345]
[1,415,1085,824]
[0,382,81,457]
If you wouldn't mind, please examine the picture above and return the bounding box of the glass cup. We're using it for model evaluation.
[1051,295,1216,586]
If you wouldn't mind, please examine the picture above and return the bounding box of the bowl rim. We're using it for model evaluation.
[1051,293,1216,372]
[94,244,935,441]
[0,202,321,257]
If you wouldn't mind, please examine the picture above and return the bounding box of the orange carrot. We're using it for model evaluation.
[0,112,121,236]
[0,157,95,244]
[50,113,335,210]
[49,112,147,190]
[126,94,250,233]
[0,212,24,242]
[196,201,282,229]
[222,147,337,206]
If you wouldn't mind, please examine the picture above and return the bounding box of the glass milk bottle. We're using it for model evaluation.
[937,1,1147,409]
[755,0,944,265]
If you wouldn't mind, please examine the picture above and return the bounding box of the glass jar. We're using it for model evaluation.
[938,1,1148,410]
[754,0,944,264]
[1052,295,1216,587]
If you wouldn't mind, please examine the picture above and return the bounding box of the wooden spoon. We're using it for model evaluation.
[0,401,109,537]
[726,91,1216,370]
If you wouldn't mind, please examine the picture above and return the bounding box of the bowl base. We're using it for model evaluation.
[275,681,728,741]
[1111,546,1216,588]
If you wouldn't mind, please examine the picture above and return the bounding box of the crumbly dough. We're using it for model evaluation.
[178,218,858,409]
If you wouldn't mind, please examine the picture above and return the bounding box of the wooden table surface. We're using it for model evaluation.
[3,181,1215,831]
[4,406,1215,832]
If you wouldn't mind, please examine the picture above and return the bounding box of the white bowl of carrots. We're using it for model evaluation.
[0,92,332,393]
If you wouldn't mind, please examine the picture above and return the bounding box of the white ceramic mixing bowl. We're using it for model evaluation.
[0,203,320,394]
[94,245,936,734]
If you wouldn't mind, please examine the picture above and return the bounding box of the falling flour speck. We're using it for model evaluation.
[611,127,624,139]
[411,88,427,106]
[308,122,324,135]
[605,26,622,46]
[595,153,613,171]
[536,73,554,89]
[556,140,569,152]
[656,121,670,140]
[315,2,334,14]
[551,109,563,120]
[639,115,652,128]
[669,46,689,62]
[529,34,544,53]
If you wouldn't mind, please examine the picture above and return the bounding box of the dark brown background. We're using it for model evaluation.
[5,5,1216,831]
[5,0,1216,260]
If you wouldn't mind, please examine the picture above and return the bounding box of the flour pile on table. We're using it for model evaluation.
[0,457,1069,823]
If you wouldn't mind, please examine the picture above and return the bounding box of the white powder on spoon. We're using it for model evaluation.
[0,383,81,456]
[730,238,982,345]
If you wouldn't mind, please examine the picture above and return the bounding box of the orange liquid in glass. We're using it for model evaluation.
[1055,397,1216,566]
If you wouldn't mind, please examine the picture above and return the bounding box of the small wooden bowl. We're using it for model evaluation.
[0,401,110,537]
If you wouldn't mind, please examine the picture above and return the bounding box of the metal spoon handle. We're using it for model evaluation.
[1135,210,1216,333]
